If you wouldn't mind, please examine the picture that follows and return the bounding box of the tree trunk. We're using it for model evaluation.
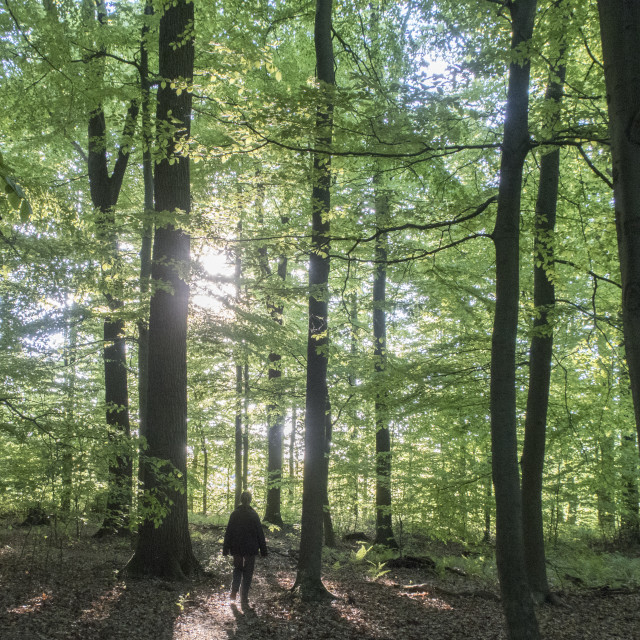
[597,0,640,458]
[296,0,335,601]
[243,361,250,491]
[137,0,154,473]
[289,405,297,502]
[263,216,289,527]
[373,173,397,549]
[125,0,198,579]
[234,225,243,506]
[235,362,243,506]
[202,435,208,516]
[483,476,492,543]
[84,2,137,535]
[490,0,540,636]
[620,432,640,543]
[61,302,78,518]
[521,43,566,604]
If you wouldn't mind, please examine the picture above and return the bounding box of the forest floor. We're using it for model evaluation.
[1,520,639,640]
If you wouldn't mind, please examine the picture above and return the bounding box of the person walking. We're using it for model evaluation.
[223,491,268,609]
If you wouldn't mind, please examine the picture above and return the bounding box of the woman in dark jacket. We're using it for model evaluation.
[223,491,267,609]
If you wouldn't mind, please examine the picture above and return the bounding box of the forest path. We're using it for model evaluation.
[1,526,638,639]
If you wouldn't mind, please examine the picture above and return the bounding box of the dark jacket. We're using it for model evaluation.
[223,504,267,557]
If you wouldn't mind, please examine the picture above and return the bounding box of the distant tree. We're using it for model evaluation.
[372,172,397,549]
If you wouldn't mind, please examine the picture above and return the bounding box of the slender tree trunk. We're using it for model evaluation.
[137,0,154,475]
[263,215,289,527]
[234,219,244,506]
[597,435,616,537]
[296,0,335,601]
[597,1,640,457]
[202,435,208,516]
[483,476,492,543]
[125,0,199,578]
[490,0,540,636]
[235,362,243,506]
[84,2,137,535]
[373,173,397,548]
[243,361,250,490]
[521,44,566,604]
[289,405,296,502]
[61,302,78,518]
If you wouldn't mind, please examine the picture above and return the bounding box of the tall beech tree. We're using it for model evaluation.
[295,0,335,600]
[234,217,244,506]
[521,24,567,603]
[489,0,540,637]
[84,0,137,537]
[137,0,154,453]
[126,0,198,578]
[262,217,289,528]
[372,172,396,548]
[597,0,640,458]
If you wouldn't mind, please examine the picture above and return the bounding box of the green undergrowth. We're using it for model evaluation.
[546,540,640,591]
[327,531,640,592]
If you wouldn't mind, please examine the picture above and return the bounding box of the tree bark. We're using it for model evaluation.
[521,43,566,604]
[289,405,297,502]
[234,222,243,507]
[373,173,397,549]
[202,435,209,516]
[262,214,289,527]
[85,1,137,536]
[597,0,640,459]
[125,0,198,579]
[490,0,540,636]
[243,362,250,491]
[296,0,335,601]
[137,0,154,471]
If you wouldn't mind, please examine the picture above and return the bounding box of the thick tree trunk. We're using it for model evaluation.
[490,0,540,637]
[521,50,566,604]
[483,477,492,543]
[621,432,640,542]
[373,174,397,549]
[296,0,335,601]
[597,0,640,459]
[125,0,198,579]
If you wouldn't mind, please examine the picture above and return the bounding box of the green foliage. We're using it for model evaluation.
[0,0,636,582]
[547,540,640,590]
